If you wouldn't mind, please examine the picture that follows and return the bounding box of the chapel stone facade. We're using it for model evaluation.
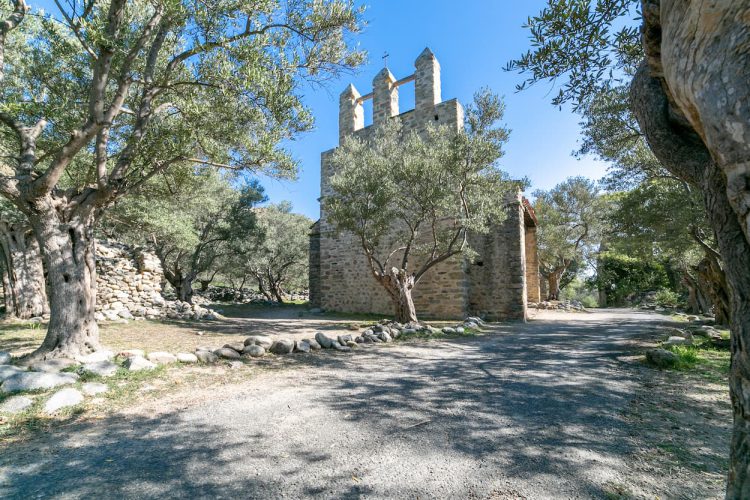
[309,48,539,320]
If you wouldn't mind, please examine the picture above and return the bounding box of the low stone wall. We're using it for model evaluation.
[95,241,219,321]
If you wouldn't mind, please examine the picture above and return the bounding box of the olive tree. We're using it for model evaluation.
[533,177,600,301]
[111,170,265,303]
[223,202,311,303]
[578,86,729,322]
[0,0,364,360]
[508,0,750,493]
[323,90,513,323]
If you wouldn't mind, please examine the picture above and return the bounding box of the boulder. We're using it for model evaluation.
[355,336,364,344]
[0,395,34,414]
[176,353,198,363]
[378,332,392,343]
[332,341,351,352]
[664,336,692,347]
[270,339,295,355]
[646,349,679,368]
[442,327,456,334]
[76,350,114,364]
[345,341,358,348]
[294,340,311,353]
[82,360,118,377]
[0,365,26,382]
[0,372,78,393]
[315,332,334,349]
[147,352,177,364]
[30,359,78,373]
[2,371,79,393]
[243,345,266,358]
[337,334,353,345]
[0,351,11,365]
[124,356,156,372]
[44,388,84,414]
[214,348,241,360]
[195,350,219,364]
[81,382,109,396]
[307,339,321,350]
[116,349,145,359]
[223,342,246,353]
[455,327,465,334]
[244,336,274,349]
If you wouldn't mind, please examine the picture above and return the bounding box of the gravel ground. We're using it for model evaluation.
[0,309,728,498]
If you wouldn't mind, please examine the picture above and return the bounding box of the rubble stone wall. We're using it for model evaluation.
[95,241,218,321]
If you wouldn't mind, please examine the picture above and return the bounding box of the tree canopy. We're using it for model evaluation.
[533,176,601,300]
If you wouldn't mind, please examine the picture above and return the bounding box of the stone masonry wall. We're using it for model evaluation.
[308,222,322,309]
[467,196,528,321]
[314,48,531,320]
[524,224,541,304]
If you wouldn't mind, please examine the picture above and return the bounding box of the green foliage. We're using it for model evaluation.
[1,0,365,203]
[559,277,599,307]
[107,169,265,298]
[592,252,670,306]
[654,288,680,308]
[323,89,514,282]
[223,202,312,299]
[506,0,640,109]
[533,176,602,288]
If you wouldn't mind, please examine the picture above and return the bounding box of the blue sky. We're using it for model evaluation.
[257,1,610,219]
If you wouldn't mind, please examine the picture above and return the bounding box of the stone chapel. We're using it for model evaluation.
[309,48,540,320]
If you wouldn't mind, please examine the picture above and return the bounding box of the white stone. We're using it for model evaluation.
[0,352,13,365]
[2,371,79,393]
[83,360,118,377]
[244,335,273,349]
[243,345,265,357]
[0,365,26,382]
[124,356,156,371]
[665,336,692,346]
[117,349,145,359]
[44,388,84,414]
[176,353,198,363]
[30,358,78,373]
[147,352,177,364]
[76,350,114,364]
[81,382,109,395]
[0,395,34,414]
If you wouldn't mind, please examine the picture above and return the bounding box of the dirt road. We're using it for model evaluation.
[0,309,729,498]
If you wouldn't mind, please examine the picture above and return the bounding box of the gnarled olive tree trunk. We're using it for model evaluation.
[377,268,417,324]
[631,51,750,497]
[696,255,731,326]
[25,198,100,361]
[0,222,48,319]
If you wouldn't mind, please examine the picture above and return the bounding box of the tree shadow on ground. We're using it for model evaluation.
[0,310,724,498]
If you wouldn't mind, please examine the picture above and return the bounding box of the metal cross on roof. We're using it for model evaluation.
[382,51,389,68]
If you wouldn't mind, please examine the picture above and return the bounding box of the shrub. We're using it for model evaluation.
[654,288,681,308]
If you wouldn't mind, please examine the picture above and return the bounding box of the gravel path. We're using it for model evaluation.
[0,309,679,498]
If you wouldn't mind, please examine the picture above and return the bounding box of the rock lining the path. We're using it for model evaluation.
[44,388,84,414]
